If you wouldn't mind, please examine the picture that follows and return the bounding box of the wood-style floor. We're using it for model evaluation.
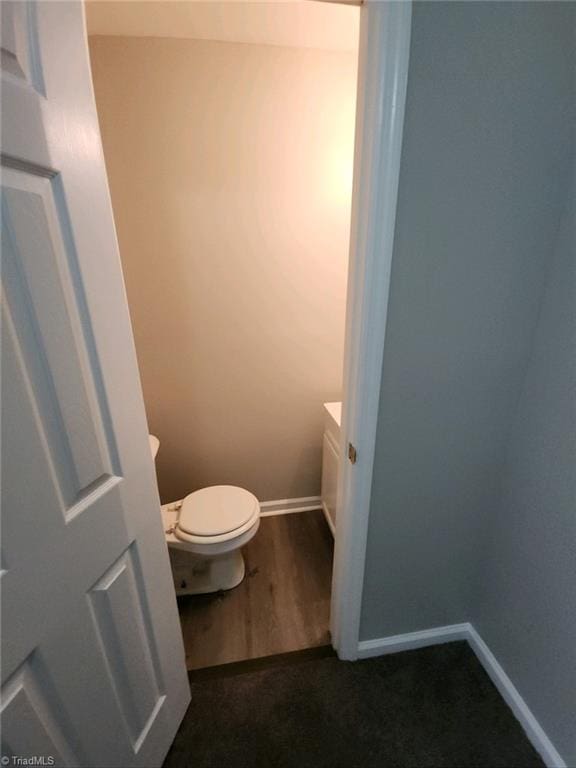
[177,510,334,670]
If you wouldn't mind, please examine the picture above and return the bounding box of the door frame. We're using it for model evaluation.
[330,0,413,661]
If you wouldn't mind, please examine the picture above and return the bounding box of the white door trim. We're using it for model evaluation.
[330,0,412,660]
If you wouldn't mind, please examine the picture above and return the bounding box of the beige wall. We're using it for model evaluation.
[89,35,356,503]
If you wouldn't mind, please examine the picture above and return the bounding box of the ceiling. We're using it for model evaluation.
[85,1,360,53]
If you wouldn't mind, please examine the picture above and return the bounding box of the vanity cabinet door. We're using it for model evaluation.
[321,431,339,535]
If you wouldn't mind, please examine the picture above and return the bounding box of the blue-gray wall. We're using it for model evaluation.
[473,159,575,765]
[360,3,575,758]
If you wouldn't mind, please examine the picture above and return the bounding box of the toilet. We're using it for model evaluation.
[150,435,260,596]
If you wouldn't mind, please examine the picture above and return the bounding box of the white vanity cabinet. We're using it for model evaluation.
[321,402,342,536]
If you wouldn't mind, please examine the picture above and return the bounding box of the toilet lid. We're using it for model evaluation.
[178,486,259,537]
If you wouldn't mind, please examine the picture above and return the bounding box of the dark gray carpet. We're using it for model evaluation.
[164,641,544,768]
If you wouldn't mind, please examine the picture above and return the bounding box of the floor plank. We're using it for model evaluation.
[178,510,334,670]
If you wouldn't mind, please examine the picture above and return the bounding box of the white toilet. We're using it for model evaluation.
[150,435,260,596]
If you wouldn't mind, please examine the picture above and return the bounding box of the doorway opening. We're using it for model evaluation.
[87,0,361,670]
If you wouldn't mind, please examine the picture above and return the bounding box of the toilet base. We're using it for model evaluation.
[169,547,246,596]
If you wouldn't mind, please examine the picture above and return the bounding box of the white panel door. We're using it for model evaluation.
[1,3,190,766]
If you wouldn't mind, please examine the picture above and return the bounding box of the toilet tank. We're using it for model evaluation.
[149,434,160,460]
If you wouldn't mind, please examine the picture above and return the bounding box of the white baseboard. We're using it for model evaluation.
[259,496,322,517]
[357,623,566,768]
[466,625,566,768]
[357,623,470,659]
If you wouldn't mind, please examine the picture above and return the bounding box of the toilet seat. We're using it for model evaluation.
[175,485,260,545]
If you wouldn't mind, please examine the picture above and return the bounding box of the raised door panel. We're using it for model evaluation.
[1,1,49,169]
[2,167,121,517]
[1,653,80,767]
[88,545,166,755]
[0,1,44,93]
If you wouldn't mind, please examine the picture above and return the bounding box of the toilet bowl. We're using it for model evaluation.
[150,436,260,596]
